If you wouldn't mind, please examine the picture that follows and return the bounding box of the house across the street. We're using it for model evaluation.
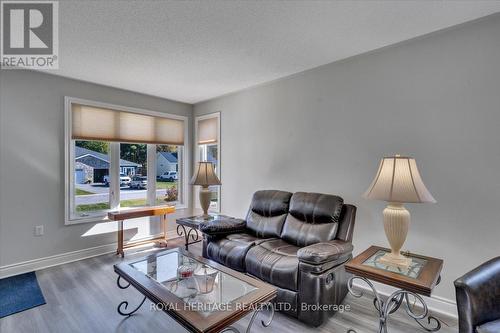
[75,146,141,184]
[156,151,178,177]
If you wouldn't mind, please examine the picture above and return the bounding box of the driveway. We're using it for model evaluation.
[77,183,109,194]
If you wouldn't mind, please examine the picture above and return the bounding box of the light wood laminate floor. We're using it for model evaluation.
[0,238,458,333]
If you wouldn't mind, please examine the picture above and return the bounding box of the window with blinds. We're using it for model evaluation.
[65,98,187,224]
[197,116,218,144]
[195,113,220,212]
[72,103,185,145]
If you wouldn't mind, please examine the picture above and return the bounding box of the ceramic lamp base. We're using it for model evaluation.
[378,202,412,269]
[199,186,211,216]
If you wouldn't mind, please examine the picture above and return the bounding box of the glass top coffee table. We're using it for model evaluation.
[114,247,277,333]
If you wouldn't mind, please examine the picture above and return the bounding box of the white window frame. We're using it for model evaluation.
[64,96,189,225]
[194,112,221,213]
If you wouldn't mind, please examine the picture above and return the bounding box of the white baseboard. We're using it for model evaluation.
[0,230,180,279]
[352,280,458,320]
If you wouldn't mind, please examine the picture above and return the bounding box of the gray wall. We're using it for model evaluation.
[194,15,500,303]
[0,70,193,266]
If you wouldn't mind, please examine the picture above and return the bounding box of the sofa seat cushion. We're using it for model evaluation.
[245,239,300,291]
[477,319,500,333]
[205,233,272,272]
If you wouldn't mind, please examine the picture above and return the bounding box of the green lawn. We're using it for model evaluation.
[76,188,95,195]
[76,203,110,212]
[120,198,148,208]
[156,181,177,189]
[156,198,177,205]
[76,198,175,212]
[75,182,178,212]
[76,198,148,212]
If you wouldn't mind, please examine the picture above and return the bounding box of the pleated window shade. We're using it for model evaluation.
[72,104,184,145]
[197,117,218,144]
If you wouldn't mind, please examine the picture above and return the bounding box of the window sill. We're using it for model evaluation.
[66,214,110,225]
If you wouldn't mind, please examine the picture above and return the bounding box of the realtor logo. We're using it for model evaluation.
[1,0,58,69]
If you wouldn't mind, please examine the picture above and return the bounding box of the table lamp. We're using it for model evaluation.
[363,155,436,269]
[191,162,221,216]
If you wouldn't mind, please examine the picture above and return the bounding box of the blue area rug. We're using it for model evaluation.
[0,272,46,318]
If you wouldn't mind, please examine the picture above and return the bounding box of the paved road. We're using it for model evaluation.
[75,184,172,205]
[77,183,109,194]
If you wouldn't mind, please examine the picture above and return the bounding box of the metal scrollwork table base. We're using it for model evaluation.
[220,303,275,333]
[116,276,147,316]
[176,224,201,250]
[346,276,441,333]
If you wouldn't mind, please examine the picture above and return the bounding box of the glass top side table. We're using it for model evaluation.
[362,249,428,279]
[345,246,443,333]
[176,213,234,250]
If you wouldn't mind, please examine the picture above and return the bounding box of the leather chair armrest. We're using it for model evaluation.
[199,218,247,237]
[297,240,353,265]
[454,257,500,333]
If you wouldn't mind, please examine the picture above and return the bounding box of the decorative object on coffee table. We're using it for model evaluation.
[363,155,436,269]
[176,214,236,250]
[191,161,221,216]
[345,246,443,333]
[114,247,276,333]
[193,265,219,294]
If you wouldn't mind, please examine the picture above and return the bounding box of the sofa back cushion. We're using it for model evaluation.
[335,204,357,242]
[246,190,293,238]
[281,192,344,247]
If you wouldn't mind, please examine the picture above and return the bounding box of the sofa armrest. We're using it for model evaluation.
[199,218,247,237]
[454,257,500,333]
[297,240,353,265]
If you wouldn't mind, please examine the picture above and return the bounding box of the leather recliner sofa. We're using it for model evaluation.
[201,190,356,326]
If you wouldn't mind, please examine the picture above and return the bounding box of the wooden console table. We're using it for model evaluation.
[108,205,175,257]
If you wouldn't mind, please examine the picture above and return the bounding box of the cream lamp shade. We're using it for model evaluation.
[190,162,221,186]
[363,155,435,269]
[363,155,436,203]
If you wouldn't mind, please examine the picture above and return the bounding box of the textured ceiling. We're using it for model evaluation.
[52,0,500,103]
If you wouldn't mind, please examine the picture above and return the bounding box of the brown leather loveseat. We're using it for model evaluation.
[201,190,356,326]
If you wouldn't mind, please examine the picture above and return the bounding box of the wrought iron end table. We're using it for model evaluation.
[176,214,234,250]
[345,246,443,333]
